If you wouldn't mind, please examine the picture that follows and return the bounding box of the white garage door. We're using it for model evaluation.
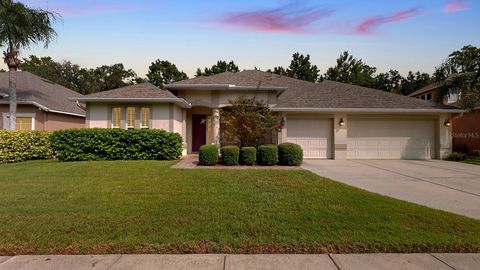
[286,118,332,159]
[347,118,436,159]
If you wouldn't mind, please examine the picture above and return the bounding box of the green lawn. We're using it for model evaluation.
[0,160,479,255]
[463,156,480,165]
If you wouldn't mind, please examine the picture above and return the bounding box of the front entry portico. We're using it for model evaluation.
[186,106,220,154]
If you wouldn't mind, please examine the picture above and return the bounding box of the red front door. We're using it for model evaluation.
[192,115,207,152]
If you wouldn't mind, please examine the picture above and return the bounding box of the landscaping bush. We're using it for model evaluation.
[0,130,53,163]
[221,146,240,166]
[278,143,303,166]
[257,144,278,166]
[444,151,467,162]
[240,147,257,166]
[199,144,219,166]
[50,128,182,161]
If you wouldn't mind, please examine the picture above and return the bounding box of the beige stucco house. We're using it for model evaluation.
[0,71,85,131]
[72,70,462,160]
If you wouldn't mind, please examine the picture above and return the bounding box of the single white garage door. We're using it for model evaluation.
[287,118,332,159]
[347,118,436,159]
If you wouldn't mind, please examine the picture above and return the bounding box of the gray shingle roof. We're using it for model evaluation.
[172,70,289,87]
[0,71,85,116]
[82,83,178,99]
[171,70,455,110]
[279,80,454,110]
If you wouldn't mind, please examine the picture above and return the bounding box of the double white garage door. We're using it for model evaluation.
[287,117,436,159]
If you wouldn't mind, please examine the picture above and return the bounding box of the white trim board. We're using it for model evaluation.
[0,101,86,117]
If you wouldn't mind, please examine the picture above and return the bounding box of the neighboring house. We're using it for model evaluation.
[410,82,480,155]
[72,70,461,160]
[0,71,85,131]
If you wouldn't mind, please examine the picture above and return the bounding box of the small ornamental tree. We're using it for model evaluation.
[220,96,277,147]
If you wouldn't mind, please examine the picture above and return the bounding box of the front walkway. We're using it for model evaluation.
[0,253,478,270]
[302,159,480,220]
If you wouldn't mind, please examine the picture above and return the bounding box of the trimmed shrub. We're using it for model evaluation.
[240,147,257,166]
[0,130,53,163]
[50,128,183,162]
[257,144,278,166]
[199,144,219,166]
[278,143,303,166]
[221,146,240,166]
[444,151,467,162]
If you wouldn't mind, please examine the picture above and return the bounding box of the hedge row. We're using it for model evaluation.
[0,130,53,163]
[50,128,183,161]
[221,146,240,166]
[198,143,303,166]
[198,145,219,166]
[444,151,467,161]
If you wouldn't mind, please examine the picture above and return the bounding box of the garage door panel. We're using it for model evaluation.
[347,119,436,160]
[288,138,329,147]
[286,118,332,159]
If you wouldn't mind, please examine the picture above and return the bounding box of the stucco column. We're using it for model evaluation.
[182,109,188,156]
[212,108,220,147]
[333,113,347,160]
[439,113,453,159]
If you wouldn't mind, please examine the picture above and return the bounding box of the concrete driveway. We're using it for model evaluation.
[302,160,480,220]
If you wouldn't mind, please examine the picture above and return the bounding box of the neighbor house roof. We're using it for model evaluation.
[170,70,461,113]
[408,82,442,97]
[0,71,85,116]
[409,73,466,97]
[72,83,191,108]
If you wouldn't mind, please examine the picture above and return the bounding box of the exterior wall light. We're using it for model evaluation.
[444,120,452,127]
[276,117,286,132]
[339,118,345,126]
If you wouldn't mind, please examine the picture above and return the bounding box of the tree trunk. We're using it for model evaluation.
[8,67,17,130]
[4,50,20,131]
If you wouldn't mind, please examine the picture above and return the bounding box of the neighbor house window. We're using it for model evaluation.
[112,107,121,128]
[16,117,33,130]
[126,107,136,129]
[426,93,432,101]
[447,88,460,104]
[140,107,151,128]
[2,113,35,130]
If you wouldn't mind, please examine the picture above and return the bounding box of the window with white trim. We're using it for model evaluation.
[16,117,33,130]
[112,107,121,128]
[2,113,35,130]
[140,107,151,128]
[126,107,136,129]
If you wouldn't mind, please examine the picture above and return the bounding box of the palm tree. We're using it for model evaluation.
[0,0,58,130]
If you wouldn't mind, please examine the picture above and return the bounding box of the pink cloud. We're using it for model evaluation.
[354,8,421,35]
[218,4,332,34]
[443,0,468,13]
